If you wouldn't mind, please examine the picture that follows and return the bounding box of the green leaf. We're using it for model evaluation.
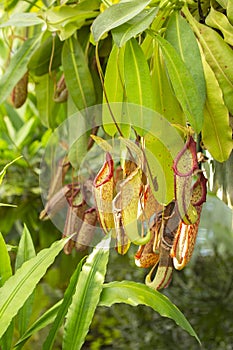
[41,1,99,41]
[112,7,158,47]
[0,13,44,27]
[102,44,128,136]
[28,34,63,76]
[124,38,154,133]
[156,35,203,133]
[62,37,96,111]
[227,0,233,24]
[206,6,233,46]
[15,225,36,337]
[92,0,151,42]
[201,56,232,162]
[183,7,233,115]
[0,35,41,105]
[165,11,206,108]
[0,237,69,338]
[13,300,62,350]
[43,258,85,350]
[0,233,12,287]
[63,235,111,350]
[99,281,201,344]
[151,41,185,125]
[35,73,60,129]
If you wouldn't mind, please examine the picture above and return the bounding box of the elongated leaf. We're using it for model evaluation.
[0,237,69,338]
[165,12,206,107]
[206,7,233,46]
[124,38,154,134]
[156,35,203,133]
[62,37,96,111]
[15,225,36,337]
[35,73,60,129]
[99,281,200,344]
[43,258,85,350]
[102,44,128,136]
[13,300,62,349]
[0,233,12,287]
[92,0,151,42]
[151,42,185,125]
[0,35,41,104]
[183,7,233,115]
[63,235,111,350]
[112,7,158,47]
[0,13,44,27]
[28,34,63,76]
[201,56,232,162]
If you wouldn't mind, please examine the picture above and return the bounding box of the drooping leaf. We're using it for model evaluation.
[151,42,185,126]
[112,7,158,47]
[124,38,154,134]
[92,0,152,42]
[99,281,200,344]
[43,258,85,350]
[15,225,36,337]
[13,300,63,350]
[28,33,63,76]
[62,37,96,110]
[35,73,60,129]
[0,35,41,104]
[0,237,69,338]
[165,11,206,107]
[201,55,232,162]
[62,235,111,350]
[102,44,128,136]
[156,35,203,133]
[206,6,233,46]
[184,7,233,115]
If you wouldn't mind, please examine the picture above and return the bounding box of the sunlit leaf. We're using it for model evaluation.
[43,258,85,350]
[15,225,36,336]
[151,42,185,126]
[99,281,200,344]
[206,7,233,46]
[184,7,233,115]
[92,0,151,42]
[63,235,111,350]
[0,237,69,338]
[62,37,96,110]
[165,11,206,107]
[201,56,232,162]
[156,35,203,133]
[112,7,158,47]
